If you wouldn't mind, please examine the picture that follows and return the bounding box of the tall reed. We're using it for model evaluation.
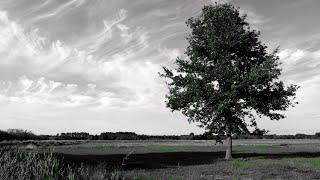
[0,147,75,180]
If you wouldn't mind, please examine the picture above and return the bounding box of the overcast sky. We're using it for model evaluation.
[0,0,319,135]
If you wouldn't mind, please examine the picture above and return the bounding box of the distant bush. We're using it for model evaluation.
[0,130,16,141]
[7,129,36,139]
[99,132,139,140]
[0,129,42,141]
[251,129,269,138]
[58,132,90,140]
[295,133,312,139]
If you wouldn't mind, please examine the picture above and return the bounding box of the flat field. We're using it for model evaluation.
[44,139,320,155]
[3,139,320,179]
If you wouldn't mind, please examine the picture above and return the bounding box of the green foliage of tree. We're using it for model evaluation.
[161,3,298,159]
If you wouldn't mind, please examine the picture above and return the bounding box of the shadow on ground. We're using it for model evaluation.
[59,151,320,170]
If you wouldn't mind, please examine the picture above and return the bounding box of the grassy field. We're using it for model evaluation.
[121,157,320,179]
[2,139,320,179]
[43,139,320,155]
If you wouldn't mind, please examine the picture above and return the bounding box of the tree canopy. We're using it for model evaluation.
[161,3,298,139]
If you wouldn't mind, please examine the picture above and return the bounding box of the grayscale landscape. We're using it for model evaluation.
[0,0,320,179]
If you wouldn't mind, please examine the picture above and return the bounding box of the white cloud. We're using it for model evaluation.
[243,9,271,26]
[0,9,173,109]
[0,76,94,107]
[158,47,181,61]
[29,0,87,22]
[279,48,320,71]
[279,49,305,65]
[0,11,73,72]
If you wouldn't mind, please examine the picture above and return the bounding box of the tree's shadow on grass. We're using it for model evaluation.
[59,151,320,171]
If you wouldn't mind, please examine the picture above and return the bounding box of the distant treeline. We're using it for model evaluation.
[1,129,320,141]
[0,129,40,141]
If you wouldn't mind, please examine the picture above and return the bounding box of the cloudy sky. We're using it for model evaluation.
[0,0,319,135]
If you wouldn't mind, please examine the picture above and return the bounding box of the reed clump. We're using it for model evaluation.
[0,147,75,180]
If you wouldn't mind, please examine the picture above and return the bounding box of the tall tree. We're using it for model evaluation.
[161,3,298,159]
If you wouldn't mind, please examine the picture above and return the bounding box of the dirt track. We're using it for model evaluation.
[60,151,320,170]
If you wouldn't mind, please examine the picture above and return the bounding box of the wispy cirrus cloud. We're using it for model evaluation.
[0,8,180,109]
[76,8,128,54]
[29,0,87,23]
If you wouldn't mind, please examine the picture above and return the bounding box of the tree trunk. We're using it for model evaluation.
[225,134,232,160]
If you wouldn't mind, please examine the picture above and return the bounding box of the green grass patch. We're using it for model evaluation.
[149,145,194,153]
[234,145,275,153]
[280,157,320,168]
[51,145,213,155]
[51,146,119,155]
[150,145,182,152]
[230,157,320,169]
[230,157,267,168]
